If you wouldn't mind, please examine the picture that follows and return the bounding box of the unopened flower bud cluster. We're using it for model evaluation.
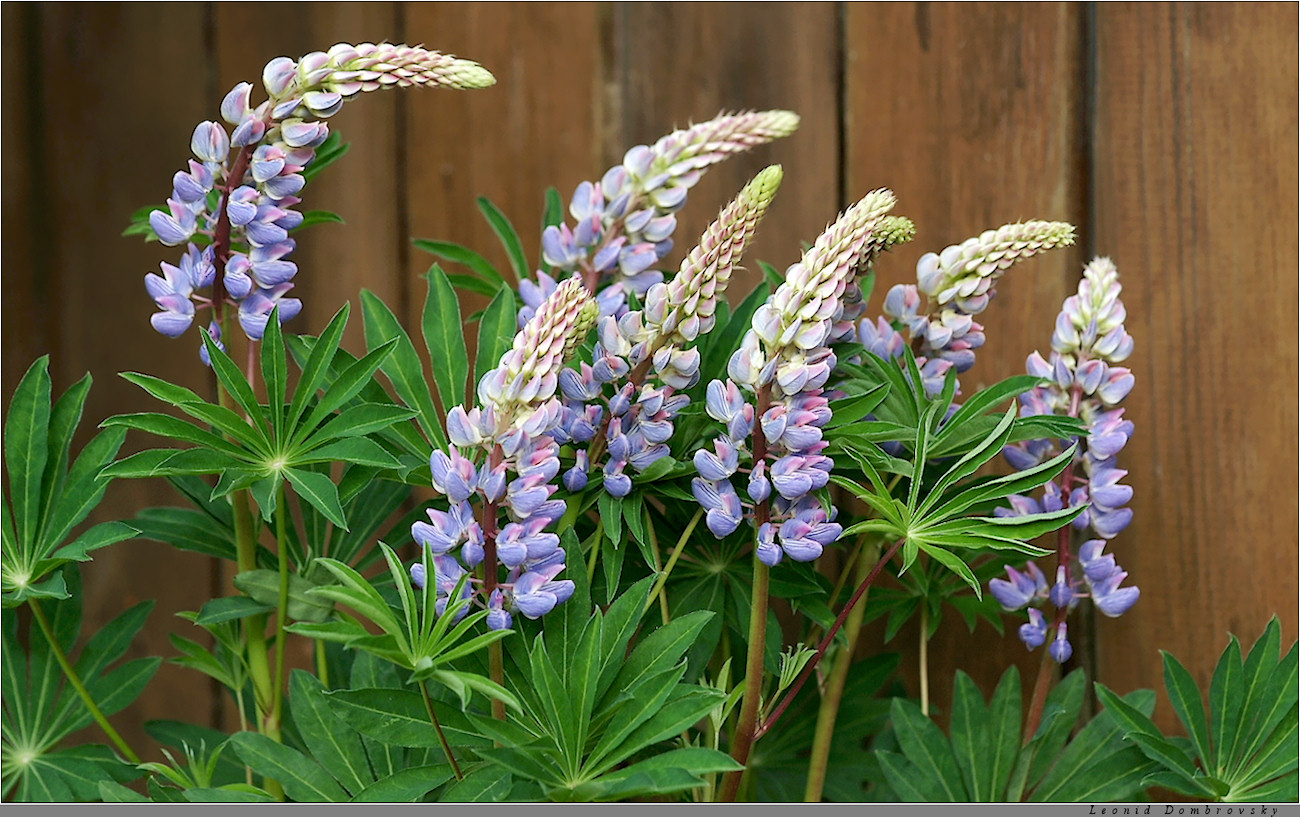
[520,110,799,323]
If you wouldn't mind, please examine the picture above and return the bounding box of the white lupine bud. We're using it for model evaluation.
[917,220,1076,314]
[478,276,595,440]
[638,166,783,353]
[730,189,897,396]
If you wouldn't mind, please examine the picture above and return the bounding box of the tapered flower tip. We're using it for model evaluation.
[447,60,496,88]
[748,164,784,202]
[760,110,801,137]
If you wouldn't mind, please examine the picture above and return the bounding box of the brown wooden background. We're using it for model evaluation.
[3,2,1297,769]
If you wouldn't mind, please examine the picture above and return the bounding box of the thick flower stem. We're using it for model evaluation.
[28,599,141,764]
[420,680,464,780]
[718,557,770,802]
[268,483,291,743]
[802,540,880,802]
[719,385,773,803]
[481,445,507,721]
[218,386,276,733]
[758,537,905,742]
[919,604,931,716]
[1023,643,1057,746]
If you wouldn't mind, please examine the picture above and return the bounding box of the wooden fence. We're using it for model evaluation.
[3,2,1296,769]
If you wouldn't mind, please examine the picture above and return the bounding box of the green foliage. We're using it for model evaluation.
[1,568,157,801]
[468,575,739,801]
[830,351,1084,598]
[103,305,413,531]
[874,666,1160,802]
[290,543,516,711]
[2,357,134,607]
[1096,618,1298,802]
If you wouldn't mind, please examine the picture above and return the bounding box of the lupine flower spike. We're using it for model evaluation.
[553,166,784,496]
[991,257,1138,661]
[521,110,799,322]
[694,188,898,564]
[146,43,494,359]
[860,220,1076,396]
[412,275,595,630]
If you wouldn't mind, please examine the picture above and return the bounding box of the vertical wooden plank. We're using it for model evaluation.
[34,3,219,754]
[1092,4,1299,731]
[402,2,607,370]
[616,2,843,292]
[2,3,49,403]
[845,3,1088,723]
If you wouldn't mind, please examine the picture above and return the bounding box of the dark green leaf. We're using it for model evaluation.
[5,357,51,547]
[285,468,348,530]
[411,239,505,290]
[195,596,274,626]
[889,696,967,800]
[288,670,372,796]
[350,765,453,802]
[1162,649,1213,771]
[261,306,288,439]
[359,290,446,450]
[424,265,470,414]
[229,731,349,802]
[233,569,334,624]
[477,197,528,282]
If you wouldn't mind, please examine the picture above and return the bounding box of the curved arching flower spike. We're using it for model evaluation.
[145,43,495,358]
[554,166,784,497]
[520,110,799,323]
[694,188,898,565]
[991,257,1139,662]
[412,275,594,630]
[859,220,1077,396]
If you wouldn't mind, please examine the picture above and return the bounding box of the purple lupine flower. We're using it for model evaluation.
[411,278,595,630]
[993,258,1139,658]
[509,562,576,619]
[1019,608,1048,649]
[1048,623,1073,663]
[693,189,899,564]
[552,169,781,500]
[146,44,494,357]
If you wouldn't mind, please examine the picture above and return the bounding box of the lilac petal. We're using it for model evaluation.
[151,309,195,338]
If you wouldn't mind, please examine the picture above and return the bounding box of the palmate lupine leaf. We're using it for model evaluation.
[467,578,733,801]
[1,569,157,801]
[1095,619,1299,802]
[873,666,1159,802]
[833,401,1079,596]
[2,358,134,607]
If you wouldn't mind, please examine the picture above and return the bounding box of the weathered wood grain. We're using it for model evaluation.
[1091,3,1299,731]
[844,2,1088,728]
[29,2,221,756]
[615,2,843,293]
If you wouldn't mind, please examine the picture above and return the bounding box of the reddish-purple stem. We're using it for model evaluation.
[755,536,905,740]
